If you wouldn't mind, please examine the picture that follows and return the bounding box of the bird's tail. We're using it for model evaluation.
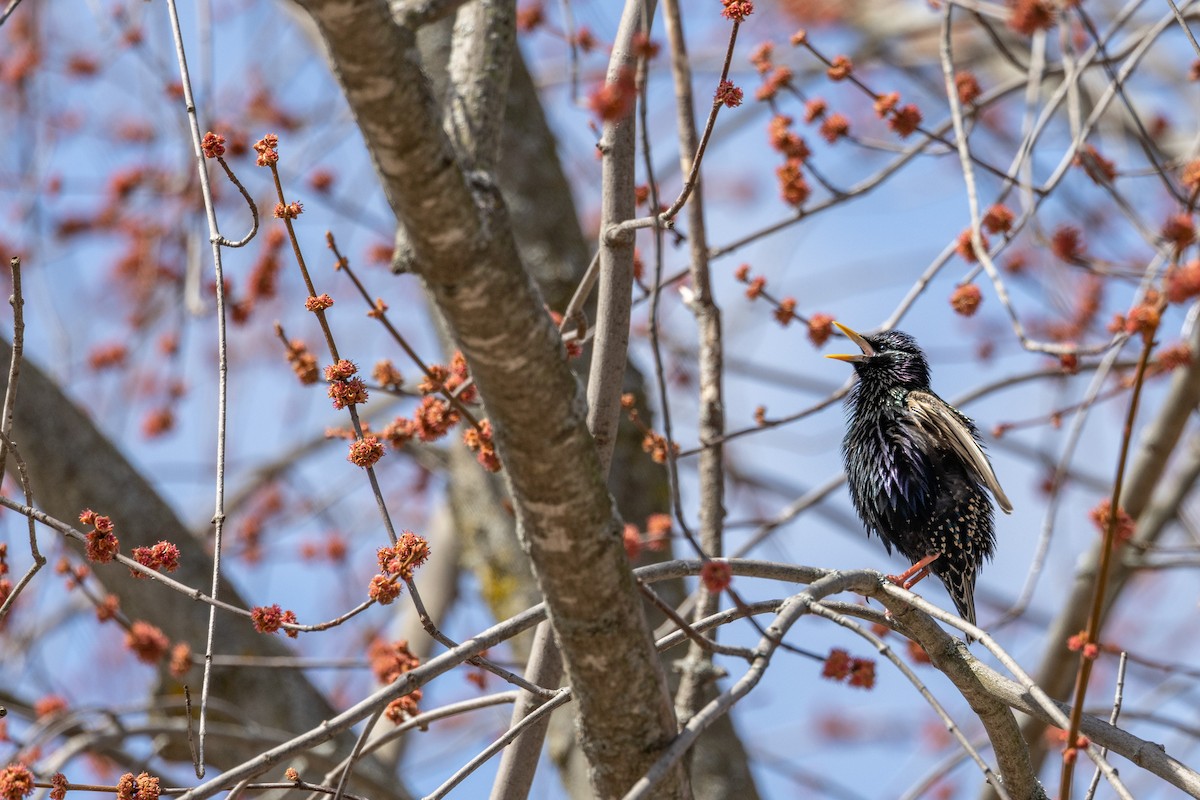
[938,567,978,644]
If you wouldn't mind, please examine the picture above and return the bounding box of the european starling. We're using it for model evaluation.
[827,322,1012,635]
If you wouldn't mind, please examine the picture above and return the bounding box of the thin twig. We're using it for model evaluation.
[164,0,234,773]
[325,232,482,430]
[0,0,24,28]
[0,256,24,478]
[1059,317,1159,799]
[1084,651,1128,800]
[421,689,572,800]
[1166,0,1200,58]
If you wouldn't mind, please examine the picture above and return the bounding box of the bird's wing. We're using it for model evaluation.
[906,390,1013,514]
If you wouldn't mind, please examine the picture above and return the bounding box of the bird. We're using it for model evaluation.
[826,322,1011,638]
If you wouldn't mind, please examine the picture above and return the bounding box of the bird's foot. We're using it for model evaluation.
[886,552,941,590]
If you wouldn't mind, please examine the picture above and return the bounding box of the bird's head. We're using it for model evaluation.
[825,322,931,390]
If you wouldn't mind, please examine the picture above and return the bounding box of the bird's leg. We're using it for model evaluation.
[886,552,941,589]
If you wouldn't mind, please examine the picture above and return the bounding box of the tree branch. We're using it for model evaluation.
[294,2,683,795]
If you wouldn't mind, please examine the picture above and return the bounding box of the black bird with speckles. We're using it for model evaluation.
[827,323,1012,636]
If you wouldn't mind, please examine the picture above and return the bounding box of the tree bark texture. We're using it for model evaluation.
[296,2,685,795]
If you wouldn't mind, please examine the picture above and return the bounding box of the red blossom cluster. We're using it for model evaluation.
[253,133,279,167]
[1074,145,1116,185]
[700,560,733,592]
[749,42,773,75]
[87,343,128,372]
[273,201,303,220]
[381,355,473,450]
[822,648,876,689]
[463,420,501,472]
[887,104,922,138]
[764,70,797,106]
[347,436,384,468]
[1008,0,1056,36]
[1161,213,1196,259]
[419,352,476,403]
[140,408,174,439]
[385,691,423,726]
[50,773,67,800]
[368,532,431,605]
[1166,261,1200,303]
[309,168,335,193]
[720,0,753,22]
[956,71,982,105]
[130,541,180,578]
[950,284,983,317]
[954,229,990,263]
[231,228,287,323]
[1152,342,1192,374]
[1050,225,1086,264]
[641,431,677,464]
[235,485,285,565]
[368,638,421,684]
[631,32,660,60]
[372,360,404,390]
[617,393,679,465]
[548,310,585,359]
[126,621,170,663]
[1066,630,1100,661]
[713,80,743,109]
[366,295,387,316]
[572,27,598,53]
[169,642,191,678]
[825,54,852,81]
[906,640,932,665]
[622,513,673,561]
[412,396,460,442]
[983,203,1014,234]
[55,556,89,590]
[34,695,67,719]
[305,293,334,312]
[1183,158,1200,191]
[200,131,225,159]
[326,360,369,410]
[382,416,416,450]
[733,265,831,347]
[769,116,811,206]
[818,112,849,144]
[873,93,896,117]
[0,763,33,800]
[870,91,922,137]
[587,68,637,122]
[380,532,431,580]
[96,594,120,622]
[622,524,642,560]
[1089,499,1136,549]
[768,115,810,162]
[115,771,160,800]
[1122,291,1164,340]
[282,338,319,385]
[515,3,543,32]
[79,509,119,564]
[250,603,299,638]
[807,313,834,347]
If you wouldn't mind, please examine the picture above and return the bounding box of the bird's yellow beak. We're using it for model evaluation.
[825,322,875,363]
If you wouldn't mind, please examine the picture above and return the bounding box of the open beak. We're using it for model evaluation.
[824,322,875,363]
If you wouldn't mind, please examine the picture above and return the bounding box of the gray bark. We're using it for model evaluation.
[295,2,686,795]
